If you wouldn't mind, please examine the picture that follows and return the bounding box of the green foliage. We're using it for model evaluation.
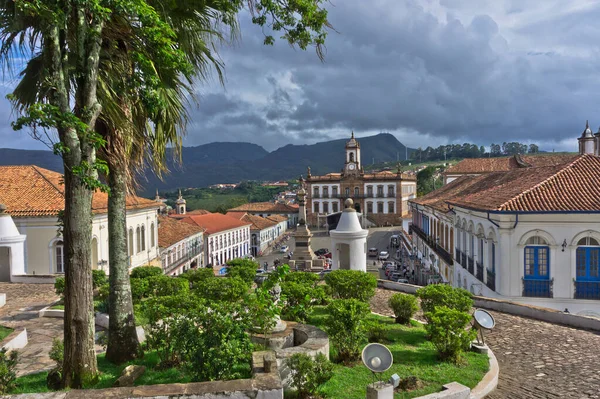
[248,265,288,336]
[226,258,259,284]
[417,284,473,322]
[147,275,189,297]
[130,266,163,280]
[324,299,370,362]
[53,277,65,297]
[288,353,333,399]
[0,349,18,394]
[324,270,377,302]
[365,320,387,343]
[193,276,249,302]
[417,166,444,196]
[130,278,150,303]
[284,271,320,285]
[424,307,476,363]
[92,270,108,290]
[180,268,214,288]
[388,293,419,324]
[49,339,63,369]
[280,271,327,322]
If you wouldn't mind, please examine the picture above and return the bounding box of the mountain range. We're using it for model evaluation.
[0,133,415,197]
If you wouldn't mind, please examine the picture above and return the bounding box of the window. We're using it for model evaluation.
[367,185,373,196]
[323,187,329,198]
[377,185,383,196]
[576,238,600,281]
[388,202,394,214]
[479,238,484,266]
[354,187,359,196]
[136,226,141,254]
[55,240,64,273]
[332,186,338,196]
[524,246,549,277]
[349,152,354,162]
[578,237,600,246]
[314,202,319,213]
[388,185,395,196]
[525,236,548,245]
[345,187,350,197]
[141,225,146,251]
[150,223,155,248]
[367,202,373,214]
[377,202,384,213]
[128,229,134,256]
[332,202,339,213]
[323,202,329,214]
[313,187,319,197]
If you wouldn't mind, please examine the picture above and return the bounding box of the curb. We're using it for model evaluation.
[470,345,499,399]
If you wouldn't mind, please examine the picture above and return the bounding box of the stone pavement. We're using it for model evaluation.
[371,288,600,398]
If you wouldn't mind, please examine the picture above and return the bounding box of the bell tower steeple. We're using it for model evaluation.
[344,131,361,176]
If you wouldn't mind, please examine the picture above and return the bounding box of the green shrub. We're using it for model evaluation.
[0,349,18,394]
[92,270,108,290]
[181,268,214,288]
[48,338,63,369]
[388,293,419,324]
[417,284,473,322]
[284,271,320,285]
[130,266,163,279]
[425,306,476,363]
[131,278,150,302]
[365,320,387,343]
[288,353,334,399]
[226,258,258,284]
[324,299,370,362]
[280,272,328,322]
[148,275,190,297]
[194,276,249,302]
[325,270,377,302]
[54,277,65,297]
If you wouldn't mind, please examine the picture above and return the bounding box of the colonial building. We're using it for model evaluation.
[306,133,417,227]
[409,124,600,316]
[179,213,251,266]
[0,165,160,282]
[158,216,204,276]
[227,212,288,257]
[228,202,299,228]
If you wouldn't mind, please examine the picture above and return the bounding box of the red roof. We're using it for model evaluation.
[444,154,577,175]
[229,202,298,213]
[158,215,204,248]
[179,213,251,234]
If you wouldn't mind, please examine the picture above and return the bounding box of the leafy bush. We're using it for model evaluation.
[54,277,65,297]
[0,349,18,394]
[284,271,320,285]
[280,271,328,322]
[131,278,150,302]
[130,266,163,280]
[388,293,419,324]
[365,320,387,343]
[425,306,476,363]
[325,270,377,302]
[92,270,108,290]
[417,284,473,322]
[148,275,189,297]
[181,268,214,288]
[288,353,334,398]
[193,276,249,302]
[46,338,64,390]
[324,299,370,362]
[226,258,259,284]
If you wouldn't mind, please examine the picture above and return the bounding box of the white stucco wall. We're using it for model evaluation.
[205,225,251,266]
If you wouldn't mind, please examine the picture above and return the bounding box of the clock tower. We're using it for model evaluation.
[344,131,361,176]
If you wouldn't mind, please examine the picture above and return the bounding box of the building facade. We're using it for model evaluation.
[227,212,288,257]
[306,133,417,227]
[158,215,204,276]
[410,126,600,316]
[228,202,299,228]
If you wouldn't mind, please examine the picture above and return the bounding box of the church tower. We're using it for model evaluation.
[175,189,186,214]
[578,120,595,155]
[344,131,361,176]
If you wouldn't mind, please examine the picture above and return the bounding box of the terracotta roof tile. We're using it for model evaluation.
[225,211,247,220]
[179,213,251,235]
[241,214,278,231]
[169,209,211,219]
[0,165,159,217]
[158,215,204,248]
[266,214,288,223]
[229,202,298,213]
[444,154,577,175]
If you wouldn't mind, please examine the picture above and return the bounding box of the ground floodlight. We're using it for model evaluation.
[362,343,393,374]
[389,373,400,388]
[472,309,495,345]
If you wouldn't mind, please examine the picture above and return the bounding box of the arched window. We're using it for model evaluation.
[313,187,319,197]
[349,152,354,162]
[141,225,146,251]
[150,223,155,248]
[91,237,98,270]
[128,229,134,256]
[524,236,550,297]
[354,187,359,196]
[55,240,65,273]
[575,237,600,299]
[136,227,142,254]
[388,202,394,214]
[345,187,350,197]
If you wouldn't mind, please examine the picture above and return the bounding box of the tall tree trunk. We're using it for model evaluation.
[106,159,140,363]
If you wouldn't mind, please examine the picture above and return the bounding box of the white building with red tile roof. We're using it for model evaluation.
[179,213,251,266]
[0,165,161,282]
[409,129,600,316]
[158,216,204,276]
[226,212,288,257]
[228,202,299,227]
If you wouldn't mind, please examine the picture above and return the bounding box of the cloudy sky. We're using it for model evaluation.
[2,0,600,152]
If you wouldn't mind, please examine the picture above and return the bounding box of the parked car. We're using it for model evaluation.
[280,245,289,253]
[390,272,403,281]
[315,248,329,256]
[368,248,379,257]
[396,278,409,284]
[378,251,390,260]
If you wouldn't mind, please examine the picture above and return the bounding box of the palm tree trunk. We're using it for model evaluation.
[105,161,140,363]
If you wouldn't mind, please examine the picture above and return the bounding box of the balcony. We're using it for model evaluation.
[410,224,454,266]
[467,257,474,275]
[388,192,395,198]
[486,269,496,291]
[476,262,484,282]
[461,252,467,267]
[455,248,462,262]
[164,246,204,274]
[312,193,321,198]
[322,193,330,198]
[522,278,553,298]
[574,280,600,300]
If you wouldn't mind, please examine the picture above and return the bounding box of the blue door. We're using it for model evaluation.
[575,247,600,299]
[523,246,550,297]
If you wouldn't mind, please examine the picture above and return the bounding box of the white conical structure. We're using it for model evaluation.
[329,199,368,272]
[0,204,26,280]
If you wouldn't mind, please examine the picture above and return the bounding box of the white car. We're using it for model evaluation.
[378,251,390,260]
[280,245,289,253]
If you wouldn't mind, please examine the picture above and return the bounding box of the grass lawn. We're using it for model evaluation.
[11,351,194,394]
[0,325,14,342]
[305,307,489,399]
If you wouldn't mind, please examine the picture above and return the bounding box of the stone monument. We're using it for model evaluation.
[329,198,368,272]
[291,180,316,270]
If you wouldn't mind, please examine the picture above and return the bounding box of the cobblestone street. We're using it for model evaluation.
[372,288,600,398]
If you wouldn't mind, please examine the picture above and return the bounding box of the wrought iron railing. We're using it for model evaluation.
[574,280,600,300]
[467,257,474,275]
[522,278,553,298]
[461,252,467,267]
[455,248,462,262]
[476,262,484,281]
[410,224,454,265]
[486,269,496,291]
[388,193,395,198]
[164,246,204,274]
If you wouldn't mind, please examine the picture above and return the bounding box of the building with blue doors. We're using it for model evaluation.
[409,123,600,317]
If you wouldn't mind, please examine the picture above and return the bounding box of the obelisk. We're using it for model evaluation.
[291,180,316,269]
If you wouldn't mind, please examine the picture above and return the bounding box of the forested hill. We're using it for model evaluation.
[0,133,415,196]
